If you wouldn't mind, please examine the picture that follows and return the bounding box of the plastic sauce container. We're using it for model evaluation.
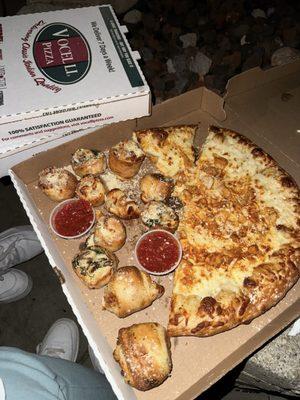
[135,229,182,275]
[50,198,95,239]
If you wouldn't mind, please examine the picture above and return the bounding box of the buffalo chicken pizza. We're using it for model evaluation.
[166,126,300,336]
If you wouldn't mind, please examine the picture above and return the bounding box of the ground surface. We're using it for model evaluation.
[0,0,299,398]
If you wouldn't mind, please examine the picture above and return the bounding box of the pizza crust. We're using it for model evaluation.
[168,256,299,337]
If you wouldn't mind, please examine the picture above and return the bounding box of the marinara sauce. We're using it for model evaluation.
[136,230,181,274]
[53,199,94,237]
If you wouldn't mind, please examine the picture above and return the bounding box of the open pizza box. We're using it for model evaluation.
[9,59,300,400]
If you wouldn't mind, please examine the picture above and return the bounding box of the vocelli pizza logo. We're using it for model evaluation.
[33,23,91,85]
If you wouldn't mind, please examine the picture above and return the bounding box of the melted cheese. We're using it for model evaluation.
[77,176,105,196]
[133,126,196,177]
[72,148,96,164]
[39,168,71,187]
[174,265,250,298]
[171,127,299,311]
[95,217,125,243]
[201,131,298,229]
[114,139,144,160]
[101,169,126,191]
[141,201,177,228]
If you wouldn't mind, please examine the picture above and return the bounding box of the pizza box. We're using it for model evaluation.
[9,59,300,400]
[0,5,150,173]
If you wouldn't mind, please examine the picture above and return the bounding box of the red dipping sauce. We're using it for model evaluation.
[135,230,182,275]
[51,199,94,238]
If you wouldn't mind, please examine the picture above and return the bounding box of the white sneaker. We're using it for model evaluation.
[0,226,43,275]
[0,268,33,303]
[88,345,104,374]
[36,318,79,362]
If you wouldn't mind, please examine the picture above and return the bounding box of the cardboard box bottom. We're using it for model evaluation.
[10,87,300,400]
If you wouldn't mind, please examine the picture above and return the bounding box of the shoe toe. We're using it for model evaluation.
[0,269,32,303]
[38,318,79,362]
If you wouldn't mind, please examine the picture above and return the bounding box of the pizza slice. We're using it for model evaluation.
[132,125,197,177]
[168,126,300,337]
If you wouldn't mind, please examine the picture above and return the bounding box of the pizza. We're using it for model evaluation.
[133,125,197,177]
[165,126,300,336]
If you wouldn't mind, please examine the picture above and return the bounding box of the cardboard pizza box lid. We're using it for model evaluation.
[10,61,300,400]
[224,59,300,183]
[0,5,150,154]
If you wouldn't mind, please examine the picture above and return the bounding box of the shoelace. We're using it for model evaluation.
[42,347,66,358]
